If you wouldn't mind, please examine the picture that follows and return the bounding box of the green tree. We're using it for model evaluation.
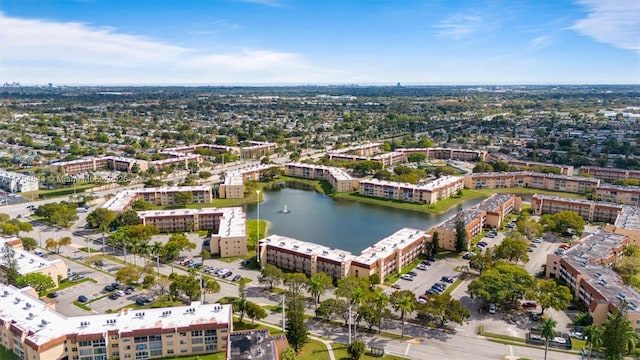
[308,272,333,309]
[468,250,494,273]
[425,293,471,328]
[131,200,154,211]
[169,274,201,301]
[336,277,371,305]
[16,273,55,296]
[20,237,38,251]
[493,235,529,263]
[371,288,389,333]
[1,222,20,236]
[528,279,572,315]
[390,290,416,338]
[0,213,9,223]
[281,347,296,360]
[584,325,603,360]
[603,302,639,360]
[174,191,194,206]
[468,263,536,308]
[347,340,366,360]
[285,274,308,352]
[472,161,494,173]
[245,301,267,324]
[238,278,249,322]
[56,236,72,253]
[86,208,117,229]
[454,211,468,253]
[551,211,586,235]
[116,265,142,284]
[35,202,79,228]
[259,264,284,290]
[407,152,426,164]
[540,317,557,360]
[45,238,58,253]
[1,244,20,285]
[150,241,164,274]
[109,209,141,229]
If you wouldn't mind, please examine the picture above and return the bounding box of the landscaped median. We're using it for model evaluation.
[476,325,583,355]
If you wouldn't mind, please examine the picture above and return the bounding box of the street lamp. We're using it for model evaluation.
[256,190,261,265]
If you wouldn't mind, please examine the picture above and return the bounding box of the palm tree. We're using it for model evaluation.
[128,238,141,266]
[109,231,129,263]
[540,317,557,360]
[393,294,416,338]
[164,245,180,274]
[371,289,389,333]
[307,273,331,309]
[138,242,151,266]
[150,241,164,274]
[584,325,603,360]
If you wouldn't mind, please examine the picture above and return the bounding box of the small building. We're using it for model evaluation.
[0,171,39,193]
[227,329,288,360]
[0,236,68,287]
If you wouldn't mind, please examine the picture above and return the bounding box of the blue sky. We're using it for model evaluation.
[1,0,638,85]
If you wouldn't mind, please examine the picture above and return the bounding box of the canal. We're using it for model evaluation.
[243,182,484,254]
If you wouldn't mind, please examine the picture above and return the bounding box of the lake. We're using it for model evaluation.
[243,182,484,253]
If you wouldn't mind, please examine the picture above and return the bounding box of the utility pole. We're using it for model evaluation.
[348,305,352,344]
[281,294,286,333]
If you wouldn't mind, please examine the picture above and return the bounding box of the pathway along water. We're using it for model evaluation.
[243,183,484,254]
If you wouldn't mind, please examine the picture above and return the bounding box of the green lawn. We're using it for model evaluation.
[332,344,409,360]
[295,340,331,360]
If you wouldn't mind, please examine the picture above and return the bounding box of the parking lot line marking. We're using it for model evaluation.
[404,343,411,355]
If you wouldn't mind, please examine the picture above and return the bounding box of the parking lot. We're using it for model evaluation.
[388,257,468,298]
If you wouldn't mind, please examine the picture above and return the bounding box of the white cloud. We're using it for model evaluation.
[529,35,552,49]
[572,0,640,52]
[434,13,483,40]
[0,13,341,84]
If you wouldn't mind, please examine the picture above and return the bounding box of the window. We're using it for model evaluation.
[112,352,119,357]
[191,330,202,337]
[150,350,162,357]
[79,349,93,356]
[72,348,78,352]
[167,350,174,355]
[164,334,173,338]
[192,346,203,352]
[191,338,203,344]
[112,344,118,349]
[179,332,186,337]
[79,341,92,347]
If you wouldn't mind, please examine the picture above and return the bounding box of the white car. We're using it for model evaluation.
[416,264,429,271]
[488,304,496,314]
[532,238,543,244]
[400,274,414,281]
[115,290,125,297]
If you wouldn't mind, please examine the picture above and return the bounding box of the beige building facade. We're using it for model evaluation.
[359,176,464,204]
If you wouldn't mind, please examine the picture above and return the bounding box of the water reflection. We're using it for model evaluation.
[244,184,483,253]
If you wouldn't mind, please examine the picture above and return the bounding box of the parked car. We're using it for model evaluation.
[462,251,476,260]
[78,295,88,303]
[527,247,534,252]
[422,260,432,266]
[522,301,538,308]
[111,283,121,289]
[108,293,118,300]
[532,238,543,244]
[401,274,414,281]
[441,276,454,283]
[232,275,242,282]
[416,264,428,271]
[124,287,135,295]
[425,289,437,295]
[529,313,539,321]
[46,292,59,298]
[570,331,584,340]
[431,286,444,294]
[115,290,125,297]
[222,271,233,278]
[391,284,401,289]
[426,256,436,262]
[407,271,417,277]
[104,285,115,292]
[488,303,496,314]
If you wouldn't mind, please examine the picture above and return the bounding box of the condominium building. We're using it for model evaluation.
[580,166,640,182]
[149,154,201,172]
[398,148,488,162]
[258,228,428,283]
[0,237,68,287]
[358,176,464,204]
[464,172,600,194]
[328,143,383,157]
[604,206,640,245]
[218,164,280,199]
[595,184,640,205]
[545,229,640,331]
[162,141,277,160]
[430,194,521,251]
[137,207,247,257]
[238,141,278,159]
[284,163,358,193]
[0,171,39,193]
[0,282,233,360]
[49,157,148,176]
[102,186,213,212]
[488,154,574,175]
[530,194,624,224]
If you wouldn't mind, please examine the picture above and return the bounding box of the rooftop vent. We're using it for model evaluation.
[40,320,48,327]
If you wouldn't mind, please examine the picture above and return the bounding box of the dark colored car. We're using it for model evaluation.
[46,292,59,298]
[422,260,432,266]
[232,275,242,282]
[441,276,454,283]
[529,313,539,321]
[104,285,115,292]
[78,295,88,303]
[124,287,135,295]
[111,283,121,289]
[426,256,436,262]
[407,271,417,277]
[108,293,118,300]
[522,301,538,308]
[222,271,233,278]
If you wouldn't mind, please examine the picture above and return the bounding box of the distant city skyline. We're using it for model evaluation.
[1,0,638,85]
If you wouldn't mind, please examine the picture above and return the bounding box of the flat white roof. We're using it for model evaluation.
[286,163,353,181]
[360,176,462,191]
[0,237,65,275]
[138,207,246,237]
[0,283,231,347]
[353,228,425,264]
[102,186,212,212]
